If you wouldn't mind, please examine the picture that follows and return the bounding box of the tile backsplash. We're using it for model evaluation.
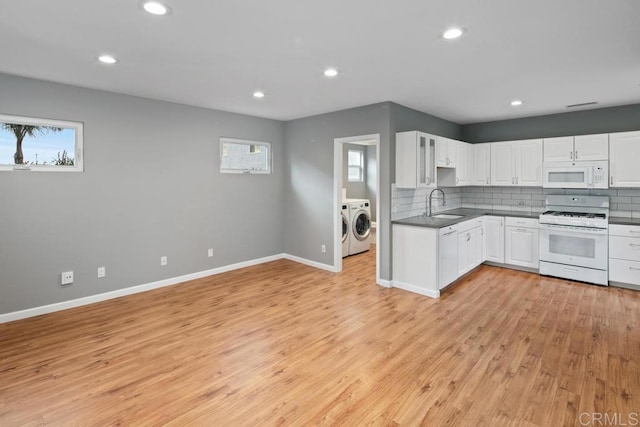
[391,186,640,220]
[392,186,462,220]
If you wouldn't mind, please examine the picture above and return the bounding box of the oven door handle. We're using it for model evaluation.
[538,223,608,235]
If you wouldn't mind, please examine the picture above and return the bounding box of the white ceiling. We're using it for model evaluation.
[1,0,639,123]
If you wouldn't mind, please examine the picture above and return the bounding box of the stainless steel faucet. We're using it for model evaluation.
[427,188,445,216]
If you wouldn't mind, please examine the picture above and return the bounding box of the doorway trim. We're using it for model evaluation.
[333,133,382,285]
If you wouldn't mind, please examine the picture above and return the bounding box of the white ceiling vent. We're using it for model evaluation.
[566,101,599,109]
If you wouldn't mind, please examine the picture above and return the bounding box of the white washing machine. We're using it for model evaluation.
[341,203,350,258]
[348,199,371,255]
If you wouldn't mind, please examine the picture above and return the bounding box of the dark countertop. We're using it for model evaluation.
[609,217,640,226]
[392,208,540,229]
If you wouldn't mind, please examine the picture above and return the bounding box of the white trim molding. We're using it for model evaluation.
[391,280,440,299]
[377,278,392,288]
[282,254,337,272]
[0,253,343,324]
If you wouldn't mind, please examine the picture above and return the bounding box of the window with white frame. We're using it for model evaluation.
[220,137,271,174]
[347,149,364,182]
[0,114,83,172]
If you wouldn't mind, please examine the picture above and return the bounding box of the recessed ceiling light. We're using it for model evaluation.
[324,68,339,77]
[442,27,464,40]
[142,1,171,15]
[510,100,523,107]
[253,91,265,99]
[98,55,118,64]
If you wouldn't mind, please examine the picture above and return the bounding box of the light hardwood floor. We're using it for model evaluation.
[1,246,639,425]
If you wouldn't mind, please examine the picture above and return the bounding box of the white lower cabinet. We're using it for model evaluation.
[392,224,442,298]
[504,217,539,269]
[485,216,505,263]
[392,215,540,299]
[439,225,459,289]
[609,224,640,286]
[457,218,485,278]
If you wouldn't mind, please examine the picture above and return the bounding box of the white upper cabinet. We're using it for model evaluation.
[543,137,574,162]
[472,143,491,186]
[436,137,457,167]
[395,131,436,189]
[456,141,469,186]
[574,134,608,161]
[437,140,470,187]
[516,139,544,186]
[490,141,516,186]
[491,139,543,186]
[610,131,640,187]
[543,134,608,162]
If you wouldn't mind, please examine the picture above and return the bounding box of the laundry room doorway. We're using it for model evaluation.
[333,134,380,283]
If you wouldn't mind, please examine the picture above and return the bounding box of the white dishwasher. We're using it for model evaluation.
[438,224,458,289]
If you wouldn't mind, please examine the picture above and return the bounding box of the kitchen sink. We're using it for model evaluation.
[431,214,463,219]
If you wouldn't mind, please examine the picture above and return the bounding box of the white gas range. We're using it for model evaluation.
[539,195,609,286]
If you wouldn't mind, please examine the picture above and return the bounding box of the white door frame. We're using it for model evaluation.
[333,133,382,285]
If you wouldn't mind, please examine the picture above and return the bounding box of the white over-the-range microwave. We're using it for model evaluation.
[543,160,609,189]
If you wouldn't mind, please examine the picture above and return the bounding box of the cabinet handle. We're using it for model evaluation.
[486,177,489,184]
[575,150,578,159]
[512,177,515,184]
[629,266,640,271]
[629,243,640,248]
[481,228,484,235]
[628,230,640,234]
[611,176,614,185]
[443,230,456,236]
[456,177,459,184]
[467,233,471,242]
[516,176,519,184]
[570,151,573,160]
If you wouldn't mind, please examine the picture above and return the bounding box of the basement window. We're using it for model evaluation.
[348,149,364,182]
[0,114,83,172]
[220,137,271,174]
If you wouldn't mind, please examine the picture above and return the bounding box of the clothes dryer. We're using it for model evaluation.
[348,200,371,255]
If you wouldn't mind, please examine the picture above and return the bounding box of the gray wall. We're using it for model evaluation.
[0,73,285,314]
[461,103,640,143]
[283,102,392,278]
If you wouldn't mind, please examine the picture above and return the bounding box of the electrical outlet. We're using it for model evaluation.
[321,244,326,253]
[161,256,168,266]
[97,266,106,278]
[207,248,214,257]
[517,201,526,207]
[61,271,74,286]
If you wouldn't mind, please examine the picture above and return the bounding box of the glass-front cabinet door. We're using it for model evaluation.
[395,131,436,189]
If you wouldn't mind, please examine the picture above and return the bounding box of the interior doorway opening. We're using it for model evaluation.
[333,134,380,284]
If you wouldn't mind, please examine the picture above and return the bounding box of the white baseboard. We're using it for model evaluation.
[377,278,392,288]
[282,254,337,272]
[0,253,343,324]
[391,280,440,299]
